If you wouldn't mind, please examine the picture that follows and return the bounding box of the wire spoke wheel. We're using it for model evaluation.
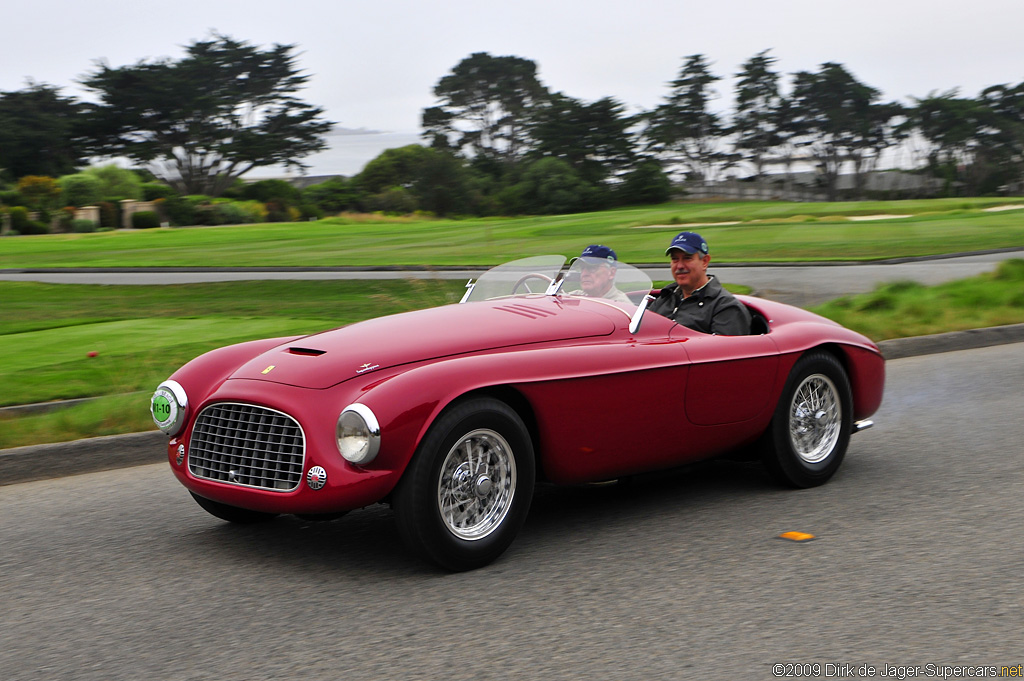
[437,429,516,540]
[394,397,535,571]
[763,352,852,488]
[788,373,841,464]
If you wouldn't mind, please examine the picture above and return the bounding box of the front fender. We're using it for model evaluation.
[354,339,692,481]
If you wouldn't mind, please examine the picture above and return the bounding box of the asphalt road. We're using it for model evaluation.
[3,249,1023,307]
[2,343,1022,680]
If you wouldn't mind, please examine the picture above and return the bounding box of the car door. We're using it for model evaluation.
[668,325,781,426]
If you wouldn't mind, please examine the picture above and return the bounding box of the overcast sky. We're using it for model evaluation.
[3,0,1022,172]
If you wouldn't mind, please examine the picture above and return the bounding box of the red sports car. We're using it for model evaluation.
[152,256,884,570]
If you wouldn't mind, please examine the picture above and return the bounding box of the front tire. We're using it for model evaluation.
[394,397,535,571]
[762,352,852,488]
[189,492,279,524]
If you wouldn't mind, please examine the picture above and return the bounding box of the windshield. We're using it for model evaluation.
[561,257,653,310]
[462,255,566,303]
[461,255,652,311]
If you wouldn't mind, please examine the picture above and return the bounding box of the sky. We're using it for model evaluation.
[3,0,1022,175]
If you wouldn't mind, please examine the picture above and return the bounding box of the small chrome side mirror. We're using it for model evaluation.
[629,294,654,334]
[459,278,476,304]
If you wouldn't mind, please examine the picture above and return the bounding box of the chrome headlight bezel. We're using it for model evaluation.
[336,403,381,465]
[151,379,189,436]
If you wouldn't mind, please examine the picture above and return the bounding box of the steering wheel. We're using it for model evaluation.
[511,273,553,295]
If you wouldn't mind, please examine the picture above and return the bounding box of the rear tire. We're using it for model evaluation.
[393,397,535,571]
[189,492,278,524]
[762,352,852,488]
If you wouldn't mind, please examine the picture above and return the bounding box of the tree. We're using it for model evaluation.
[529,94,637,185]
[503,157,598,215]
[978,82,1024,190]
[0,83,86,180]
[643,55,733,185]
[911,90,990,194]
[422,52,549,165]
[357,144,471,216]
[80,34,333,196]
[788,62,900,200]
[616,159,673,205]
[732,50,786,178]
[17,176,62,213]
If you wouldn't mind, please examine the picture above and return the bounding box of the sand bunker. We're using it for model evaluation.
[845,214,912,221]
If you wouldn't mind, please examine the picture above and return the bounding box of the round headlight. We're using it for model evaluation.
[151,380,188,436]
[336,403,381,465]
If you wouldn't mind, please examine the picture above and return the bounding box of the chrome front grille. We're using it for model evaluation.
[188,403,305,491]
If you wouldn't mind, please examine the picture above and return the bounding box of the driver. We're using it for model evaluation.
[569,245,631,303]
[649,231,751,335]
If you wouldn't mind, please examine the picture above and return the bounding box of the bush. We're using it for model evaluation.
[240,179,300,203]
[1,189,20,204]
[131,211,161,229]
[58,174,103,207]
[233,200,267,223]
[83,164,143,201]
[162,196,196,226]
[141,182,177,202]
[299,203,324,220]
[9,206,49,234]
[364,187,418,215]
[17,176,62,212]
[71,219,97,233]
[9,206,30,230]
[193,203,226,225]
[302,177,362,213]
[209,201,257,225]
[264,200,301,222]
[509,158,598,215]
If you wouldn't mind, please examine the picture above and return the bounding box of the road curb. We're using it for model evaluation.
[878,322,1024,360]
[2,325,1023,487]
[0,431,166,486]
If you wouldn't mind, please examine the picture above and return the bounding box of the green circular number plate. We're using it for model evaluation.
[151,389,177,427]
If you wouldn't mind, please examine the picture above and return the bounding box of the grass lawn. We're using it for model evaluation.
[2,197,1023,449]
[2,198,1023,268]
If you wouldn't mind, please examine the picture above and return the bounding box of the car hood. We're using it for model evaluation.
[228,296,617,389]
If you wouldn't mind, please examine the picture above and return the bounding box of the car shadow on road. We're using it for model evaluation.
[170,457,783,577]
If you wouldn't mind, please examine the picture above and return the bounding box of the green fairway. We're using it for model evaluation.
[2,198,1023,268]
[0,278,465,409]
[2,197,1023,449]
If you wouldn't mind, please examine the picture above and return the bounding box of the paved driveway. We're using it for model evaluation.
[2,250,1021,306]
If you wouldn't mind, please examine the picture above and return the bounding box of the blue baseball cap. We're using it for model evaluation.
[665,231,709,256]
[580,244,617,263]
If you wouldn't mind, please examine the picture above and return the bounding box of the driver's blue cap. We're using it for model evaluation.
[665,231,709,256]
[580,244,617,262]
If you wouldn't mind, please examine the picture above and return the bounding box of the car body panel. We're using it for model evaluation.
[159,259,884,517]
[228,297,617,389]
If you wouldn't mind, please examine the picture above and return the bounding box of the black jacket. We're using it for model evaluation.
[649,275,751,335]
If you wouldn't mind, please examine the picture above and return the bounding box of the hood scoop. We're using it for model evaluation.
[287,347,326,356]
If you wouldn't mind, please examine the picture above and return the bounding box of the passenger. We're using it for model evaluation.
[649,231,751,335]
[569,245,631,304]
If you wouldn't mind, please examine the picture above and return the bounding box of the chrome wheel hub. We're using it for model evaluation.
[437,428,516,540]
[788,373,841,464]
